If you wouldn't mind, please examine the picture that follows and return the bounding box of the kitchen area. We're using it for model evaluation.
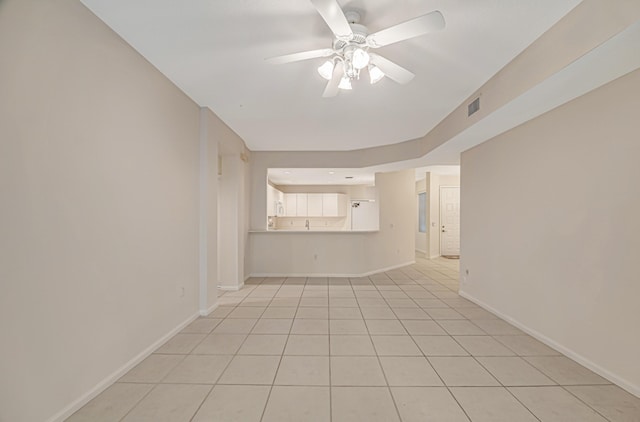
[247,167,415,277]
[265,169,379,232]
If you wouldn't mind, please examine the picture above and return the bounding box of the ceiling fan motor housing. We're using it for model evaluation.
[344,10,361,24]
[333,23,369,52]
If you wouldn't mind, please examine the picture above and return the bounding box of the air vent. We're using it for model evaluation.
[468,97,480,116]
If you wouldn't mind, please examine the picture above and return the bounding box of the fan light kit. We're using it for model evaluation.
[267,0,445,97]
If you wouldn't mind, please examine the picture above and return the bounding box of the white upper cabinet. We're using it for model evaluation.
[307,194,323,217]
[295,193,308,216]
[322,193,347,216]
[284,194,297,216]
[281,192,346,217]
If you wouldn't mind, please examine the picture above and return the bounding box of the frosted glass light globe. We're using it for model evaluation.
[352,48,370,70]
[317,60,334,80]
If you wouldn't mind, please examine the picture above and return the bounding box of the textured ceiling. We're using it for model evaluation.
[81,0,581,151]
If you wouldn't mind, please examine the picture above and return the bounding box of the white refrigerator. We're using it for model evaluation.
[350,200,379,231]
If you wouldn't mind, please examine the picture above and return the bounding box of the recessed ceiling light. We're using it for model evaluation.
[284,171,291,174]
[328,171,335,175]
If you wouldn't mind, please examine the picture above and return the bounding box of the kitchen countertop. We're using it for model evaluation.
[249,229,379,233]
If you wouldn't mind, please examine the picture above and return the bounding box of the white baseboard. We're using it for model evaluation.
[47,311,200,422]
[360,261,416,277]
[248,260,416,278]
[199,301,219,317]
[218,282,244,291]
[459,290,640,398]
[429,254,440,259]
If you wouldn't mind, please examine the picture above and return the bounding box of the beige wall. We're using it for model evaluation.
[218,155,243,288]
[213,111,251,290]
[248,170,415,276]
[200,108,220,311]
[460,69,640,396]
[198,95,250,292]
[0,1,241,420]
[369,170,416,269]
[415,178,427,254]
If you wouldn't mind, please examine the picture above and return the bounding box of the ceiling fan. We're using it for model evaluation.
[267,0,445,97]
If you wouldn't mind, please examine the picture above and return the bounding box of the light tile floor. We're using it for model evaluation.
[67,257,640,421]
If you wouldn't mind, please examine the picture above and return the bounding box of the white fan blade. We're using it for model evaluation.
[323,61,344,97]
[366,11,445,48]
[369,54,414,84]
[266,48,334,65]
[310,0,353,40]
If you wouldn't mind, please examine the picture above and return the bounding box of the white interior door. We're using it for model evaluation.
[440,186,460,256]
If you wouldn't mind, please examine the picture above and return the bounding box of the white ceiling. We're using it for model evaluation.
[81,0,581,151]
[268,18,640,184]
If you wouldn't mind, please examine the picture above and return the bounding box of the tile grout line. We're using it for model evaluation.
[365,274,405,422]
[116,284,257,422]
[115,382,162,422]
[256,276,295,422]
[81,259,633,422]
[558,385,616,422]
[186,384,215,422]
[257,275,306,422]
[389,269,476,422]
[328,279,333,422]
[470,353,543,422]
[418,265,541,422]
[190,278,271,422]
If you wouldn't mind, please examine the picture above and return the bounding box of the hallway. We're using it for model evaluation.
[68,257,640,421]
